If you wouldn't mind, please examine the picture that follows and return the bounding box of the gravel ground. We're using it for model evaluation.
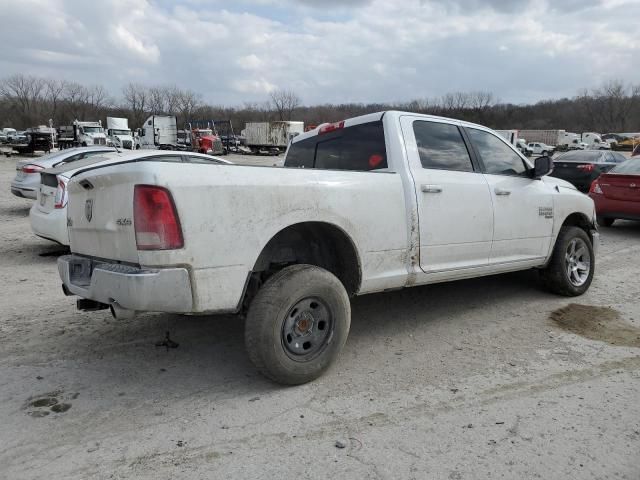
[0,152,639,480]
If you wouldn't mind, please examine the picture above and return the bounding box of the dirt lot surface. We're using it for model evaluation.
[1,152,639,479]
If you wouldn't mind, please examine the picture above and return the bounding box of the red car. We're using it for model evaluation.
[589,157,640,227]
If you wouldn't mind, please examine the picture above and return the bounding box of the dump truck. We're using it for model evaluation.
[58,120,107,148]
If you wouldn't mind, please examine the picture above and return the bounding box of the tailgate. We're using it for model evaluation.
[67,167,146,264]
[600,174,640,202]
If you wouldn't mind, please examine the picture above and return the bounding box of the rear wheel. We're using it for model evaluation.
[244,264,350,385]
[541,150,548,156]
[540,226,594,296]
[597,216,615,227]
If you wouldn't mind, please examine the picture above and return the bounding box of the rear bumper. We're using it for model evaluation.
[58,255,193,313]
[590,194,640,219]
[11,183,37,199]
[30,204,69,245]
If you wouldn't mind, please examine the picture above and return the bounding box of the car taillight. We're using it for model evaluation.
[54,177,68,209]
[589,179,603,194]
[318,121,345,135]
[134,185,183,250]
[22,164,44,174]
[577,164,595,172]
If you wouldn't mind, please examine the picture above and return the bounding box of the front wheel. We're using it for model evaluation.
[540,226,594,296]
[541,150,548,156]
[245,264,351,385]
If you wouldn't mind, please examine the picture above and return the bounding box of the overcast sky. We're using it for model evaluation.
[0,0,638,106]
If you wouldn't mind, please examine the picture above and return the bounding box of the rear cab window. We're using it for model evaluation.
[285,121,387,171]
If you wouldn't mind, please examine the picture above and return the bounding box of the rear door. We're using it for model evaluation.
[400,117,493,272]
[466,127,554,264]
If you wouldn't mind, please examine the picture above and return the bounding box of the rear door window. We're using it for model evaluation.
[284,138,315,168]
[412,121,473,172]
[285,121,387,171]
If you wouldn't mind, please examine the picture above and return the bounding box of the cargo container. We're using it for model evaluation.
[243,121,304,154]
[518,130,566,147]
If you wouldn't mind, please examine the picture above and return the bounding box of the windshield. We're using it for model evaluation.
[83,126,103,133]
[110,129,130,136]
[194,129,213,137]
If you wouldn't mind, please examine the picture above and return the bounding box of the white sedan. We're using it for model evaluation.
[30,150,231,245]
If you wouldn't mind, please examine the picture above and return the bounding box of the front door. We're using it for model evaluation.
[400,117,494,273]
[465,127,554,264]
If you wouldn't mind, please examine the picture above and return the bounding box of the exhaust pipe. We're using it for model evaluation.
[109,302,137,320]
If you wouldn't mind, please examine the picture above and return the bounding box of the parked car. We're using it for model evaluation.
[31,151,231,245]
[10,146,116,199]
[550,150,627,192]
[528,142,555,156]
[57,111,598,385]
[589,157,640,227]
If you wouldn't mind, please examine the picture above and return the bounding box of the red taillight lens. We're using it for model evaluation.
[318,121,345,135]
[22,164,44,174]
[577,163,595,172]
[54,177,68,209]
[134,185,183,250]
[589,179,603,194]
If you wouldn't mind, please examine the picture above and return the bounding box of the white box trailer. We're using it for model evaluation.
[243,121,304,154]
[518,130,566,147]
[495,129,518,144]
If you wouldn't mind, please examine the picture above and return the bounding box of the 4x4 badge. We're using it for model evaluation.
[85,199,93,222]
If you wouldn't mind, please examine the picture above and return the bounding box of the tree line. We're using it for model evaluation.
[1,74,638,134]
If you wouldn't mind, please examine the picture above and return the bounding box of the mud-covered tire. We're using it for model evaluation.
[540,226,594,296]
[244,264,350,385]
[597,216,614,227]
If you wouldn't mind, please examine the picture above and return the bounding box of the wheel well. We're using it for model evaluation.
[562,212,594,238]
[252,222,361,296]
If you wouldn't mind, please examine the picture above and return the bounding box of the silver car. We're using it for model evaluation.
[10,146,116,199]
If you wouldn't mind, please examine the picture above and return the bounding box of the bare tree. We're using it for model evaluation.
[44,78,67,124]
[177,89,201,125]
[270,89,301,121]
[0,74,46,125]
[122,83,148,126]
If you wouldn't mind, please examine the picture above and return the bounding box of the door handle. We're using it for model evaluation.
[495,188,511,196]
[421,184,443,193]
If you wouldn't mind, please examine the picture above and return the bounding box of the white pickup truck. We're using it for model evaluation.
[58,111,599,384]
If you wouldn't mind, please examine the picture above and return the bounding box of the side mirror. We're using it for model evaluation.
[534,155,553,178]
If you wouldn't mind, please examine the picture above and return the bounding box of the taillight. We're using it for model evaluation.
[318,121,345,135]
[134,185,183,250]
[589,179,603,194]
[54,177,68,209]
[577,164,595,172]
[22,164,44,174]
